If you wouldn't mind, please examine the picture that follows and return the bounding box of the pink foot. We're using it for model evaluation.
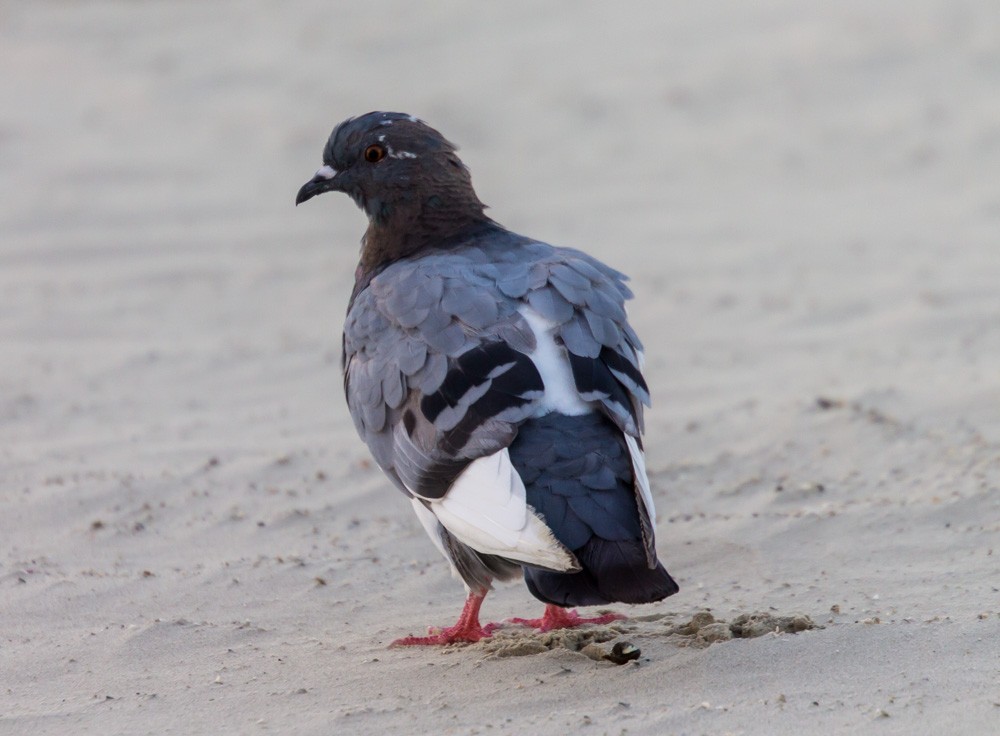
[508,604,626,632]
[391,591,498,646]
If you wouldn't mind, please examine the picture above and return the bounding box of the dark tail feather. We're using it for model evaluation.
[524,538,679,607]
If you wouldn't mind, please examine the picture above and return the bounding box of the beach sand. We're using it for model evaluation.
[1,1,998,733]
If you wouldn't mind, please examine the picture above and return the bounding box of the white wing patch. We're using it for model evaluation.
[518,306,591,417]
[624,434,656,524]
[423,450,579,572]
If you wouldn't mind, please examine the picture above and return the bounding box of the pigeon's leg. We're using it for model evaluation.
[391,590,496,646]
[508,604,626,632]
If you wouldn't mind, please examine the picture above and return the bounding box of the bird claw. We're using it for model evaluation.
[506,605,626,632]
[390,622,495,647]
[389,591,497,646]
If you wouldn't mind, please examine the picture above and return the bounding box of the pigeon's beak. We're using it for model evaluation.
[295,165,341,205]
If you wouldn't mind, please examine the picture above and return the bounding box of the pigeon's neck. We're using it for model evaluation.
[358,197,494,275]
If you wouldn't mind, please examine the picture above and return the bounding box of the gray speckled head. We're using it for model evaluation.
[297,112,478,218]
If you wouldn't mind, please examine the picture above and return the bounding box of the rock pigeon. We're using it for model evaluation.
[296,111,679,645]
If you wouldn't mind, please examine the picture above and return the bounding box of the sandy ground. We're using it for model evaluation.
[2,1,999,734]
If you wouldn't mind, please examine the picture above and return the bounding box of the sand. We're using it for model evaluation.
[1,1,998,734]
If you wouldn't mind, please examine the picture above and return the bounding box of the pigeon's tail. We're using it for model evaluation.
[508,412,679,607]
[524,539,679,607]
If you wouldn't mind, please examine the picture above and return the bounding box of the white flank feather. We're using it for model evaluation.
[409,497,452,565]
[428,450,578,572]
[623,434,656,524]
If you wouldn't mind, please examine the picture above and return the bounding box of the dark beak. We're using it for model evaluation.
[295,165,340,205]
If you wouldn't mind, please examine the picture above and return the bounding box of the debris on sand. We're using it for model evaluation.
[473,609,818,660]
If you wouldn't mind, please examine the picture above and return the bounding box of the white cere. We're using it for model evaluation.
[314,164,337,179]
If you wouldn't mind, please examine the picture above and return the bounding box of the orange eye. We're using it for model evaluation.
[364,144,386,163]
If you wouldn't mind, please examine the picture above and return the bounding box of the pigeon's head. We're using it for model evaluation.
[296,112,485,227]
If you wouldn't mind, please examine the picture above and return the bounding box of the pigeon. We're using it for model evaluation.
[296,111,679,645]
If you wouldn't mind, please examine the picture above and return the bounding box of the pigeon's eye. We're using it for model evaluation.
[364,144,386,163]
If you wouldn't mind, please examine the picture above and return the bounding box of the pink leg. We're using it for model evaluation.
[508,604,626,632]
[391,591,496,646]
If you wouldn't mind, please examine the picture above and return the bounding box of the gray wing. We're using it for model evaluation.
[518,247,649,439]
[500,244,656,565]
[344,257,543,496]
